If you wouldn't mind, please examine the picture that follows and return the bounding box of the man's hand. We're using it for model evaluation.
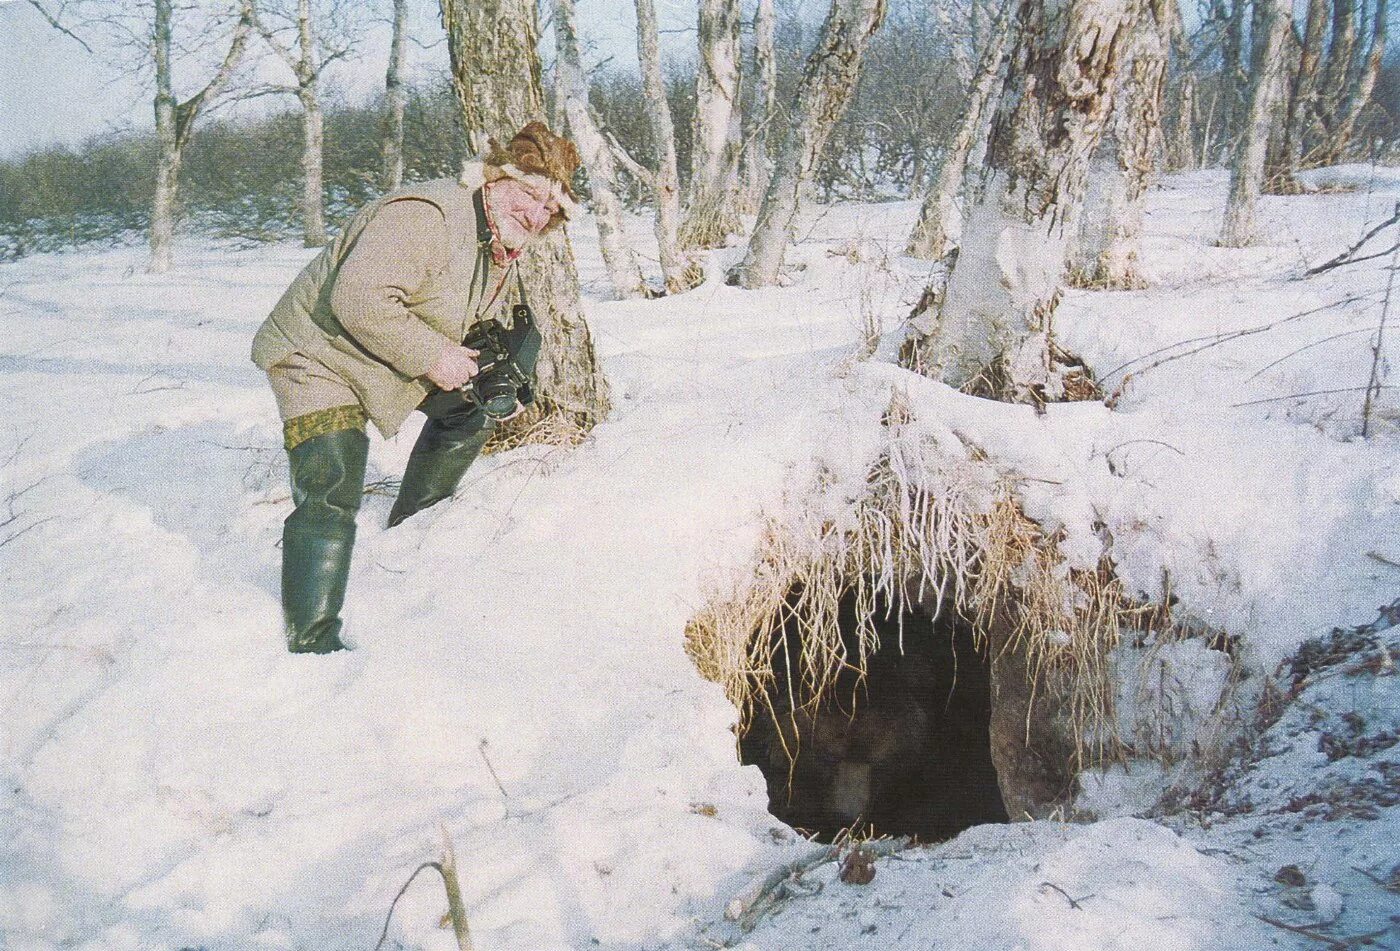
[426,344,481,390]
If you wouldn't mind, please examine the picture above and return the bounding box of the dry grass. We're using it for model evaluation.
[678,190,741,251]
[482,402,590,455]
[686,392,1175,772]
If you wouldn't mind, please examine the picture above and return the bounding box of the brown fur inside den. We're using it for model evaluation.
[739,587,1073,843]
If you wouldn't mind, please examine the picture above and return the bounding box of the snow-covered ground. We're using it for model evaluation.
[1,167,1397,951]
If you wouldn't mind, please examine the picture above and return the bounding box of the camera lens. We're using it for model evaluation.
[477,377,520,418]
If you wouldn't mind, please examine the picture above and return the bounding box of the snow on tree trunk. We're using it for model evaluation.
[905,19,1010,261]
[729,0,889,289]
[909,0,1140,400]
[380,0,408,191]
[633,0,691,293]
[740,0,777,212]
[1219,0,1291,248]
[554,0,648,300]
[1070,0,1168,288]
[683,0,743,248]
[442,0,610,429]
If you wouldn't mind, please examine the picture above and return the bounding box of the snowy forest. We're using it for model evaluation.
[2,0,1399,947]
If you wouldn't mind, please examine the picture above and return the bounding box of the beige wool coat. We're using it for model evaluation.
[252,164,493,438]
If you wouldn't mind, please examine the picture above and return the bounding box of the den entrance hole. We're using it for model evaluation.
[739,588,1011,843]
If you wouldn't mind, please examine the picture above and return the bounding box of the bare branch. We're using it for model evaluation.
[24,0,94,53]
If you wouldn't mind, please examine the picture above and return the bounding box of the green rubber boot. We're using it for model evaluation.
[283,427,368,654]
[387,406,494,528]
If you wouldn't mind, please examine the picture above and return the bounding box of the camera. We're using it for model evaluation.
[461,309,537,419]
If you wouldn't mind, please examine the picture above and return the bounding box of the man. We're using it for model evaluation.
[251,121,582,654]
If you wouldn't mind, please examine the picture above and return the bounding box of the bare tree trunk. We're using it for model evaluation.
[1169,72,1197,170]
[905,16,1010,261]
[907,0,1140,400]
[633,0,691,293]
[149,0,252,273]
[299,87,326,246]
[150,0,179,274]
[1222,0,1247,131]
[728,0,888,289]
[1283,0,1326,169]
[1071,0,1168,287]
[683,0,743,248]
[441,0,610,428]
[1327,0,1387,162]
[1165,0,1197,171]
[380,0,408,190]
[250,0,334,246]
[740,0,777,212]
[554,0,648,299]
[1220,0,1291,247]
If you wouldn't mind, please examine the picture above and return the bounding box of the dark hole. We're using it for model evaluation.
[739,587,1010,843]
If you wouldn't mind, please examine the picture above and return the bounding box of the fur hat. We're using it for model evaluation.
[485,121,582,220]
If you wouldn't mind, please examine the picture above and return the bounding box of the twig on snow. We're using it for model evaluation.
[1253,914,1395,949]
[1100,292,1381,387]
[1303,202,1400,277]
[1038,881,1093,909]
[724,836,911,931]
[1361,208,1398,437]
[374,827,475,951]
[1231,385,1399,408]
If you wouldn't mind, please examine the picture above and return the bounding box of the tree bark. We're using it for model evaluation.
[1325,0,1387,164]
[633,0,691,293]
[151,0,179,275]
[1169,72,1196,171]
[441,0,610,429]
[907,0,1141,400]
[683,0,743,248]
[740,0,778,212]
[729,0,888,289]
[251,0,331,247]
[380,0,408,191]
[1071,0,1168,287]
[554,0,648,299]
[299,86,326,246]
[149,0,252,272]
[905,15,1010,261]
[1164,0,1196,171]
[1220,0,1292,247]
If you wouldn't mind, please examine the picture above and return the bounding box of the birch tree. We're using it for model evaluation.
[628,0,693,293]
[1219,0,1291,247]
[729,0,889,289]
[904,7,1011,262]
[380,0,408,190]
[150,0,254,271]
[1316,0,1387,165]
[440,0,610,429]
[34,1,253,272]
[740,0,778,212]
[906,0,1141,400]
[1070,0,1169,287]
[27,0,255,271]
[683,0,744,248]
[554,0,649,299]
[249,0,360,248]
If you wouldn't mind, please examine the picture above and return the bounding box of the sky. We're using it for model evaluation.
[0,0,702,159]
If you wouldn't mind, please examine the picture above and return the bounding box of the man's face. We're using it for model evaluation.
[485,174,565,250]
